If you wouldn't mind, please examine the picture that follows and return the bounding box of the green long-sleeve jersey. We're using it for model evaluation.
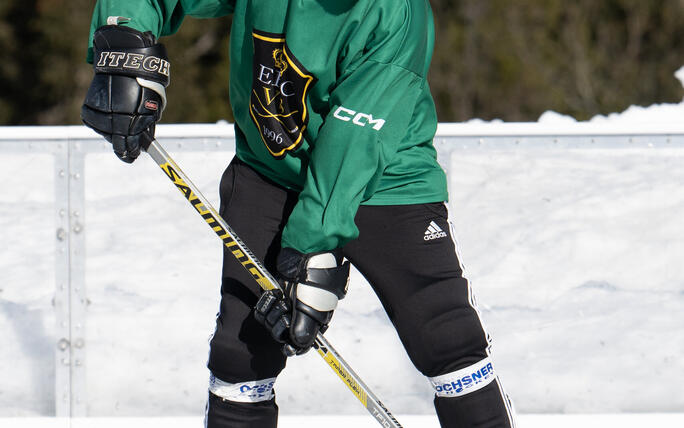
[88,0,448,253]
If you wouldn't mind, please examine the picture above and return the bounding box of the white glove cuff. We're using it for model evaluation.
[136,77,167,111]
[296,252,340,311]
[296,284,339,312]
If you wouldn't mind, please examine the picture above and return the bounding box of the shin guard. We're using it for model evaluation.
[205,375,278,428]
[205,391,278,428]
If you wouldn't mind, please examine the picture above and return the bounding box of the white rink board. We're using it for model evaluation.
[1,123,684,416]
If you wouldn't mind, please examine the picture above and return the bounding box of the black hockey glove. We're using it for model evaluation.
[255,248,350,356]
[81,25,170,163]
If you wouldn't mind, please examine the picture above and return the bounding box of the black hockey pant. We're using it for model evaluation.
[205,157,516,427]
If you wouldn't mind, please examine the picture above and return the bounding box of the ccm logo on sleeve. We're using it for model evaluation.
[333,106,386,130]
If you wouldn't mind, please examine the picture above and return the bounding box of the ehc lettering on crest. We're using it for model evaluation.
[249,30,316,158]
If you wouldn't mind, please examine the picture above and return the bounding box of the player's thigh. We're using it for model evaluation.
[218,157,297,285]
[209,157,296,382]
[343,202,490,376]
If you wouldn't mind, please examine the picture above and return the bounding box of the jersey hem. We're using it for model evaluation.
[361,191,448,206]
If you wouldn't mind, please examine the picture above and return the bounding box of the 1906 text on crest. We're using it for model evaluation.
[250,30,316,158]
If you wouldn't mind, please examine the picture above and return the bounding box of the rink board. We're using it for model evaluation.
[1,124,683,417]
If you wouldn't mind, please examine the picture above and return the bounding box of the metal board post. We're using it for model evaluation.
[54,142,71,417]
[68,141,88,416]
[52,139,89,417]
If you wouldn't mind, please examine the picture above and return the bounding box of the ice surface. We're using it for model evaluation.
[3,414,684,428]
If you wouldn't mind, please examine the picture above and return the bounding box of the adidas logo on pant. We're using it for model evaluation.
[424,221,447,241]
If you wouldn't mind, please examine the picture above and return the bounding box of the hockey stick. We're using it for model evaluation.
[145,139,403,428]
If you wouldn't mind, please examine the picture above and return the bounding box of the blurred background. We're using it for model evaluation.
[1,0,684,125]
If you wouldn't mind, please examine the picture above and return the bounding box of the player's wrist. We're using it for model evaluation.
[92,25,170,89]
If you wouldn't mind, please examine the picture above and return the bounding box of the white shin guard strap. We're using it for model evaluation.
[209,374,276,403]
[429,357,497,398]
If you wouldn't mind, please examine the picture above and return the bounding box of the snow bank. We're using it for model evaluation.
[540,65,684,125]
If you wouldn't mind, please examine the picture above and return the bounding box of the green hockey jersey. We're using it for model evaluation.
[88,0,448,253]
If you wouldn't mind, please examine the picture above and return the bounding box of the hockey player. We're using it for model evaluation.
[81,1,516,427]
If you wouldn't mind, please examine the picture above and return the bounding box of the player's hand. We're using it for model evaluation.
[81,25,170,163]
[254,248,350,356]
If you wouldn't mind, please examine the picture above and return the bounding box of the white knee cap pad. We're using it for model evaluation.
[428,357,497,398]
[209,373,276,403]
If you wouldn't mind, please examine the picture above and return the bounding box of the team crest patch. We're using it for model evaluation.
[250,30,317,158]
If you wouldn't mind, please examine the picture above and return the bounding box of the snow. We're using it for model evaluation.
[675,65,684,88]
[1,68,684,422]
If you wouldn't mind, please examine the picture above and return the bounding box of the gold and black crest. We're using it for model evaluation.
[250,30,317,159]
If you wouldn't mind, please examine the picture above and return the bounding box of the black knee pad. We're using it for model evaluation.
[208,278,286,382]
[393,278,491,377]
